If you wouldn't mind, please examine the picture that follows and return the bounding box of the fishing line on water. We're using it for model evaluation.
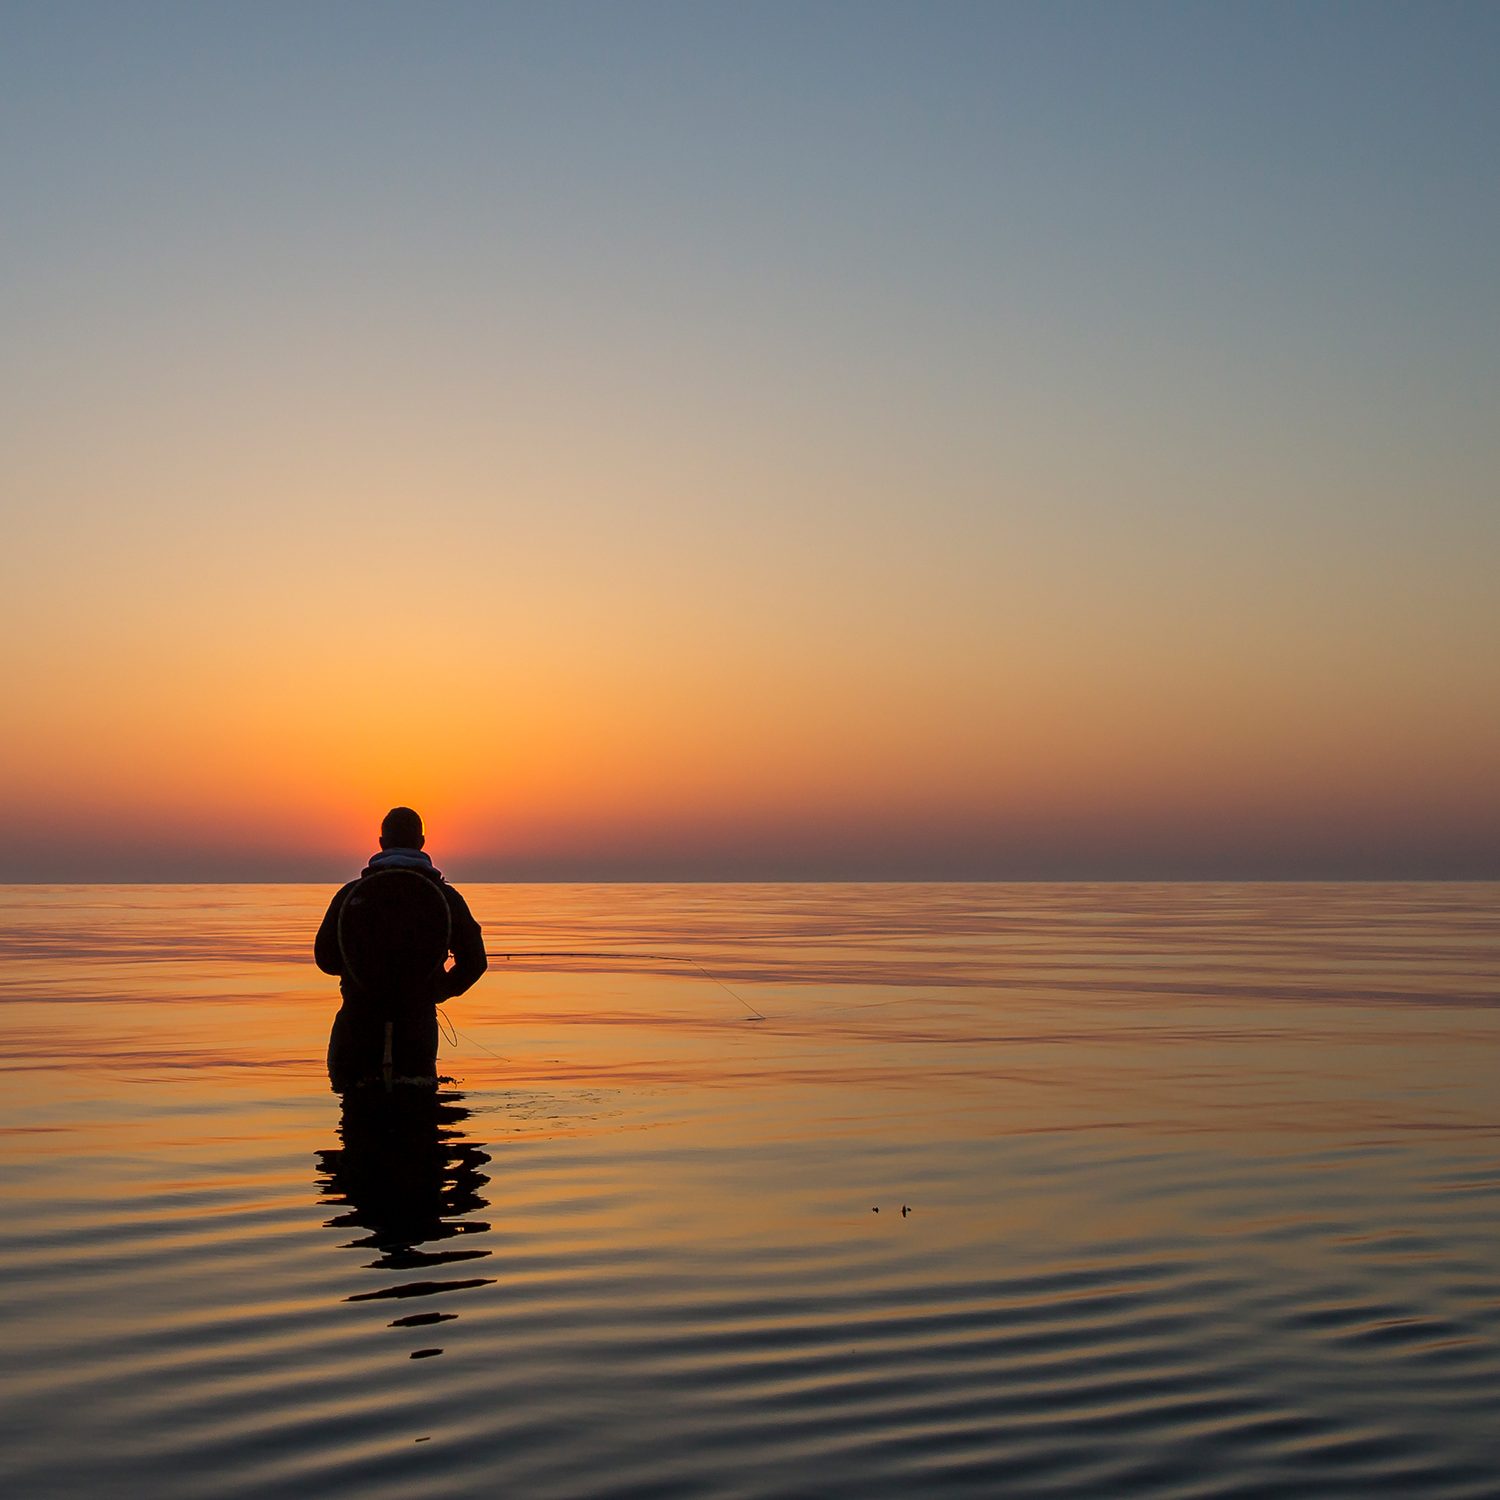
[497,952,767,1021]
[439,949,767,1064]
[486,957,923,1025]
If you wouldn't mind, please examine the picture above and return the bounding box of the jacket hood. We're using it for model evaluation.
[361,848,443,880]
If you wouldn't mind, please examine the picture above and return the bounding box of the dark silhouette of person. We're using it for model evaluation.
[316,806,487,1091]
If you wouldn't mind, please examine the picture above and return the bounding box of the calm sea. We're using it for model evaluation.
[1,883,1496,1498]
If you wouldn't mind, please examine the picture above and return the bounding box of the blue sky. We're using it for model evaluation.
[2,2,1497,878]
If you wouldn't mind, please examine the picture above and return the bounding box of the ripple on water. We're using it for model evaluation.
[0,882,1497,1498]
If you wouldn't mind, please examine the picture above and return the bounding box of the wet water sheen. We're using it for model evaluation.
[0,882,1496,1498]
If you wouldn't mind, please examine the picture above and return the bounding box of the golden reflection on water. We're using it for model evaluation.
[0,884,1497,1498]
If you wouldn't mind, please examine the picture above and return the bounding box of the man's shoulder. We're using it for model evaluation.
[440,879,479,917]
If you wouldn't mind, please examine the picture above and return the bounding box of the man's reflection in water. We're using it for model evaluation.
[315,1089,494,1355]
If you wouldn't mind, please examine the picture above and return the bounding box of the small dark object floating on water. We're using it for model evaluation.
[409,1348,444,1359]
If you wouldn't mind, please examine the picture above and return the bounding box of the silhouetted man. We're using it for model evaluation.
[316,807,487,1090]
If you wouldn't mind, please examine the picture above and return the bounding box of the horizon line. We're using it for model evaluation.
[2,875,1495,887]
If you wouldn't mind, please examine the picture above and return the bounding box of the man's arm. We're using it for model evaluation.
[314,883,355,975]
[439,885,488,1000]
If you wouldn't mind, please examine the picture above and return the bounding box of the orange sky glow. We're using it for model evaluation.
[3,7,1497,879]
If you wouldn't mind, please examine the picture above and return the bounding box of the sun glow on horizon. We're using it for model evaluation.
[3,6,1497,879]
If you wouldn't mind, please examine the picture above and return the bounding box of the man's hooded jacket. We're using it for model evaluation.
[315,847,487,1011]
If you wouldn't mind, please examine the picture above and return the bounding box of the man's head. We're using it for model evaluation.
[379,806,425,850]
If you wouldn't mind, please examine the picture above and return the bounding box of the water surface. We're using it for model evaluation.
[1,883,1497,1497]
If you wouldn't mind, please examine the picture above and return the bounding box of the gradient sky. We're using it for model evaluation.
[2,1,1497,880]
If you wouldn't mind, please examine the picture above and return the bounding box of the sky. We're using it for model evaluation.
[2,1,1497,881]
